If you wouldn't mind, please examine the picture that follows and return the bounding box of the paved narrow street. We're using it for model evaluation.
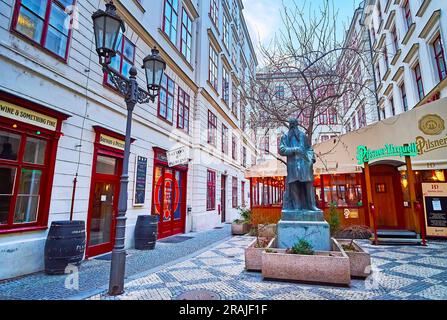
[89,237,447,300]
[0,225,231,300]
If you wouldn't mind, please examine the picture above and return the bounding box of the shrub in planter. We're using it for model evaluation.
[245,237,275,271]
[231,207,252,235]
[261,237,351,286]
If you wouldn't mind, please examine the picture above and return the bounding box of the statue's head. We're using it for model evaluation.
[288,118,299,129]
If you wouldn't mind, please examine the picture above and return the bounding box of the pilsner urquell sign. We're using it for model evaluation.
[356,143,418,164]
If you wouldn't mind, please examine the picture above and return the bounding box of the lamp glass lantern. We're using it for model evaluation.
[143,48,167,98]
[92,2,125,65]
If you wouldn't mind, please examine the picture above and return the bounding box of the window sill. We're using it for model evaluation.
[157,114,174,126]
[131,0,146,13]
[0,226,47,235]
[391,49,401,65]
[416,0,431,17]
[402,23,416,45]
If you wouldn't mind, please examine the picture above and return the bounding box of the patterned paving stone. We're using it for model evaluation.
[89,237,447,300]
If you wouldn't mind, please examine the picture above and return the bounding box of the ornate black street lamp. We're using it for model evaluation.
[91,1,166,296]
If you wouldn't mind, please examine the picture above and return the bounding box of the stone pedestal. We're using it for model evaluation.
[277,209,331,251]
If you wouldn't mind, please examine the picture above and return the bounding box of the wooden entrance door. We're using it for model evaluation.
[86,154,122,257]
[221,175,226,223]
[153,165,187,239]
[370,165,405,229]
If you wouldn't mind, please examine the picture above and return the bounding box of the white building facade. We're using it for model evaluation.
[366,0,447,120]
[0,0,257,280]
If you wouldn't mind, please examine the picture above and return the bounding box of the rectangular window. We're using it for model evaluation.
[207,110,217,146]
[391,25,399,52]
[180,8,192,62]
[275,86,285,100]
[0,129,50,229]
[328,108,337,124]
[375,64,381,82]
[232,85,238,118]
[222,124,228,154]
[209,44,218,90]
[210,0,219,28]
[13,0,75,60]
[163,0,178,45]
[177,87,190,132]
[232,134,237,160]
[241,181,245,207]
[383,45,389,69]
[158,74,175,123]
[403,0,412,30]
[400,83,408,111]
[206,170,216,211]
[319,111,328,124]
[351,115,357,129]
[358,105,366,128]
[242,146,246,167]
[240,102,246,131]
[222,68,230,105]
[390,97,395,116]
[232,176,238,208]
[106,34,135,87]
[261,136,269,155]
[433,35,447,82]
[414,63,424,101]
[223,14,229,49]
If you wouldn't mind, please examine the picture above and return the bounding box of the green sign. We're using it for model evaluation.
[356,143,418,164]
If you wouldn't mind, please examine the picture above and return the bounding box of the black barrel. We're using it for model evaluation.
[135,215,158,250]
[44,221,86,275]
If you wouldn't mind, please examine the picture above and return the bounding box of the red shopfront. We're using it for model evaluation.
[0,91,69,234]
[152,147,187,239]
[85,126,133,258]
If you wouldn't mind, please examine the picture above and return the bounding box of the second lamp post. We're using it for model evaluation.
[91,1,166,296]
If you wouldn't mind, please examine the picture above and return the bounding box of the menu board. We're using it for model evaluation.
[133,156,147,206]
[422,183,447,238]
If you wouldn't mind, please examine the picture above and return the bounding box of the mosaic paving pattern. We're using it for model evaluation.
[90,237,447,300]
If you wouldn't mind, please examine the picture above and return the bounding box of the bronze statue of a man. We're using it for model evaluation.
[279,118,319,211]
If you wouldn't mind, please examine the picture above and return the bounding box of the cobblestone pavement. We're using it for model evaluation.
[89,236,447,300]
[0,225,232,300]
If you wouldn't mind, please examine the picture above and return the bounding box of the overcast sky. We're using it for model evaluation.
[243,0,363,62]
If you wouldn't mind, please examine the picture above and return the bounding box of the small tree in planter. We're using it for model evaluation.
[232,207,252,235]
[327,202,341,237]
[337,225,372,252]
[286,239,314,255]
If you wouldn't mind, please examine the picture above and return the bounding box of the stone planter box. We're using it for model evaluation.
[231,222,252,235]
[257,224,277,238]
[261,238,351,286]
[337,239,372,278]
[245,237,275,271]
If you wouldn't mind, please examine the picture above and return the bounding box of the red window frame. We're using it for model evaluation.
[0,94,68,234]
[403,0,412,30]
[241,181,245,207]
[209,44,218,90]
[433,35,447,82]
[232,134,237,160]
[162,0,179,45]
[232,176,238,208]
[210,0,219,29]
[207,110,217,146]
[11,0,76,61]
[222,124,228,154]
[104,34,136,88]
[400,83,408,111]
[414,63,424,101]
[180,8,192,62]
[328,108,337,124]
[158,74,175,123]
[319,110,328,125]
[177,87,190,133]
[206,169,216,211]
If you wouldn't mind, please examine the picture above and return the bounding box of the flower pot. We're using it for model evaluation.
[245,237,275,271]
[261,238,351,286]
[231,222,252,235]
[337,239,372,278]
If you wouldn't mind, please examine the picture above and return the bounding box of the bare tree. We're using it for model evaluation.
[242,0,377,154]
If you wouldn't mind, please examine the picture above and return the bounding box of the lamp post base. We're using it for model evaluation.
[108,248,126,296]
